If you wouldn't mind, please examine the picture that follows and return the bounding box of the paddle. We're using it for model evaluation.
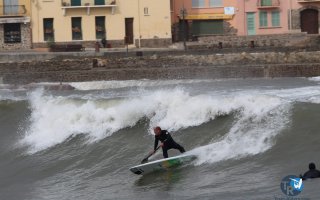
[141,146,161,164]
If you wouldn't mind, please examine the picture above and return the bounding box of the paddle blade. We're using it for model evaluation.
[141,158,149,164]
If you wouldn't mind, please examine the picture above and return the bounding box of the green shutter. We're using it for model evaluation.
[247,13,255,35]
[259,11,268,27]
[272,11,280,26]
[261,0,272,6]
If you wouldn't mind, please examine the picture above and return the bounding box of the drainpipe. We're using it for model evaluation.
[243,0,246,35]
[137,0,141,48]
[289,0,293,30]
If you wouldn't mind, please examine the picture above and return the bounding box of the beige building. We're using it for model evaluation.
[0,0,31,51]
[31,0,172,48]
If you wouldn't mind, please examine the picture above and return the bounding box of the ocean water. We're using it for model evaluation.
[0,77,320,200]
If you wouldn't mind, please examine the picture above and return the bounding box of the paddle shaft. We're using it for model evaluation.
[141,145,161,163]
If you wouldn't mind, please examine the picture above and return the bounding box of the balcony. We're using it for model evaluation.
[297,0,320,3]
[61,0,117,16]
[0,5,27,17]
[257,0,280,9]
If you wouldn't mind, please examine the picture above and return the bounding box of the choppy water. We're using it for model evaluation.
[1,78,320,200]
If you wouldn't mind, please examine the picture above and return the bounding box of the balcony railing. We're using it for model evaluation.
[61,0,116,15]
[0,5,27,17]
[297,0,320,3]
[257,0,280,8]
[61,0,116,7]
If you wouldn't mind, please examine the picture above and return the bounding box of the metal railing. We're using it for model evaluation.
[0,5,27,16]
[61,0,116,7]
[257,0,280,7]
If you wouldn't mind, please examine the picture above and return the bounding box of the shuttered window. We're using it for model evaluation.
[210,0,222,7]
[261,0,272,6]
[259,11,268,27]
[192,0,205,8]
[272,11,280,27]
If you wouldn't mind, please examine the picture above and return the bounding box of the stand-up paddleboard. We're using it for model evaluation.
[130,154,196,175]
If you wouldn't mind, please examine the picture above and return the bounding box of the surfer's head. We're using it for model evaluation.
[153,126,161,135]
[309,163,316,170]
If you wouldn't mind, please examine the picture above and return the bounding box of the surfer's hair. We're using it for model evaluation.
[154,126,161,131]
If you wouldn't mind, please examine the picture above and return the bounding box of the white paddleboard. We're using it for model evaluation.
[130,154,196,175]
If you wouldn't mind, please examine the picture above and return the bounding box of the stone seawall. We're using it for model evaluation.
[1,51,320,84]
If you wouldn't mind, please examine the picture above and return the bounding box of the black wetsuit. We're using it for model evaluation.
[154,130,185,158]
[301,169,320,180]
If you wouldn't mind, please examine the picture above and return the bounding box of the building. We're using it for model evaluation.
[171,0,238,41]
[171,0,320,40]
[0,0,31,51]
[31,0,172,48]
[291,0,320,34]
[238,0,290,36]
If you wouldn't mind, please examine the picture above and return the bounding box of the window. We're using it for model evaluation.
[43,18,54,41]
[261,0,272,6]
[272,11,280,27]
[4,23,21,43]
[72,17,82,40]
[210,0,222,7]
[95,16,105,39]
[192,0,205,8]
[144,7,149,15]
[94,0,105,5]
[259,11,268,27]
[71,0,81,6]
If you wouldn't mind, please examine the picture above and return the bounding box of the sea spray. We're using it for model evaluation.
[191,95,291,165]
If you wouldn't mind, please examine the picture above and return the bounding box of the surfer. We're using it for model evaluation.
[153,126,185,158]
[300,163,320,180]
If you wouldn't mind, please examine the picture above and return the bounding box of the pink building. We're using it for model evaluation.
[171,0,239,41]
[171,0,320,40]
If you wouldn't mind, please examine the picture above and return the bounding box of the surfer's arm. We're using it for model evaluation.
[154,137,159,151]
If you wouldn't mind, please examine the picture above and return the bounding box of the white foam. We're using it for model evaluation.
[21,86,293,156]
[309,76,320,82]
[190,97,291,165]
[69,79,214,90]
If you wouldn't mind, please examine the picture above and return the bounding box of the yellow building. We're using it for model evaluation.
[32,0,172,48]
[0,0,31,51]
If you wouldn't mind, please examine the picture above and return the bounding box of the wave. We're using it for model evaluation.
[20,87,291,157]
[69,79,215,90]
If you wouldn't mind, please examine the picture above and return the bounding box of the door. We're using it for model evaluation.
[247,12,256,35]
[4,0,18,15]
[301,9,319,34]
[125,18,134,44]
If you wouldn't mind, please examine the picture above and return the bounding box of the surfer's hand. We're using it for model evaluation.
[160,143,164,147]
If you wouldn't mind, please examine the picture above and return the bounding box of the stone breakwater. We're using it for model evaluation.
[1,51,320,84]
